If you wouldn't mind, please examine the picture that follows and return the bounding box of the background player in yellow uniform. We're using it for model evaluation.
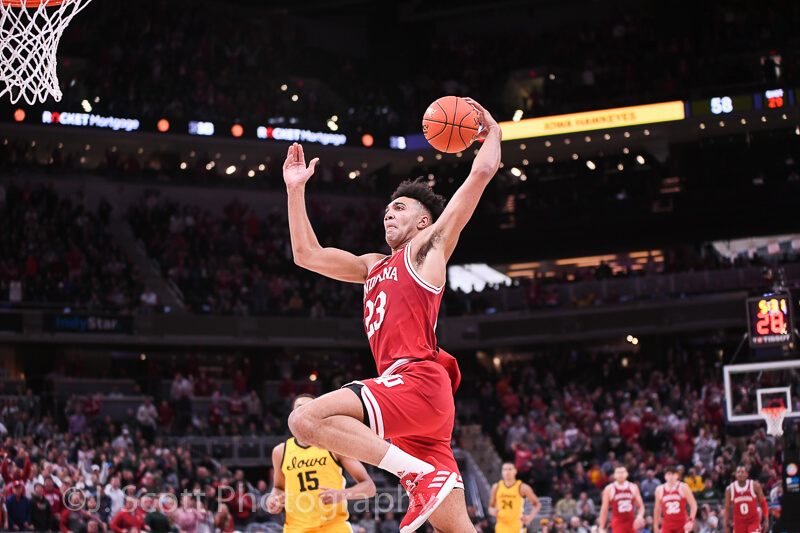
[267,394,376,533]
[489,463,541,533]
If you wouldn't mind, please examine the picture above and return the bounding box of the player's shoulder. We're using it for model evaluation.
[271,441,286,463]
[363,253,390,275]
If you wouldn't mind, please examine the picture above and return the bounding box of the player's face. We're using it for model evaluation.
[735,467,748,482]
[384,197,425,248]
[665,471,678,484]
[502,463,517,481]
[614,467,628,483]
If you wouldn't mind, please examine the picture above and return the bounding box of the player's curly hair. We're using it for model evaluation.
[390,177,447,222]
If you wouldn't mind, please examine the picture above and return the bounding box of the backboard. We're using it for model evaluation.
[723,359,800,424]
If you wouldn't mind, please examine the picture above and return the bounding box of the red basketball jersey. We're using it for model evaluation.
[730,480,759,522]
[659,482,688,526]
[610,481,636,522]
[363,245,443,375]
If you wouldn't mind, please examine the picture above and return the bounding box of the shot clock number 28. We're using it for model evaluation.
[747,294,793,347]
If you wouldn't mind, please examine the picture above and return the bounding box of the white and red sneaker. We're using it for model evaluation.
[398,457,458,533]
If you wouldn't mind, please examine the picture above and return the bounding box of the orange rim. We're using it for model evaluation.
[761,407,786,420]
[1,0,68,6]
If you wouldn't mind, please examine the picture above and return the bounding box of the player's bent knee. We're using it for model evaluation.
[287,407,316,443]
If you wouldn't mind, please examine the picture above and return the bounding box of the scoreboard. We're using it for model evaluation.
[746,294,794,348]
[688,88,796,117]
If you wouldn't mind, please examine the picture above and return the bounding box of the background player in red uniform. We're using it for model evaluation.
[282,98,502,533]
[598,466,645,533]
[654,465,697,533]
[724,466,769,533]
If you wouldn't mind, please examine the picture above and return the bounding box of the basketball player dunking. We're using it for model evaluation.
[654,465,697,533]
[598,466,645,533]
[724,466,769,533]
[283,98,501,533]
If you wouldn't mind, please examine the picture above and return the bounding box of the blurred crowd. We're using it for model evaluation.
[126,190,385,317]
[467,348,796,532]
[0,182,142,313]
[51,1,800,136]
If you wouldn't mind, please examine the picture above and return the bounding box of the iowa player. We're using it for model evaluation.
[488,463,541,533]
[724,466,769,533]
[267,394,376,533]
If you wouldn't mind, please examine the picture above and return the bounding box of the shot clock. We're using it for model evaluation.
[746,293,794,347]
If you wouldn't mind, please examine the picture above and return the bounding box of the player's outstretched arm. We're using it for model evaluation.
[521,483,541,525]
[427,97,502,261]
[266,444,286,514]
[284,142,384,283]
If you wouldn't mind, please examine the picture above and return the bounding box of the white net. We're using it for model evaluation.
[760,407,786,437]
[0,0,92,105]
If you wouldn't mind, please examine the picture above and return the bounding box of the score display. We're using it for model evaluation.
[689,89,797,117]
[746,294,794,347]
[689,94,754,116]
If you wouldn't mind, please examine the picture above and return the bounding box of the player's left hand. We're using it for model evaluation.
[462,97,500,141]
[684,521,695,532]
[318,487,347,505]
[762,520,769,533]
[522,513,535,526]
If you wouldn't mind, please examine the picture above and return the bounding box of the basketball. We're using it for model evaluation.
[422,95,481,153]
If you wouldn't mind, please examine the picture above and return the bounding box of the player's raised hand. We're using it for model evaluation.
[318,487,347,505]
[462,97,500,141]
[283,142,319,189]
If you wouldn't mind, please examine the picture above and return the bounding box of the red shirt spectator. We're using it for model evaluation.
[82,394,101,419]
[208,400,225,429]
[157,400,174,428]
[619,416,642,443]
[228,485,254,523]
[109,506,146,533]
[1,457,31,495]
[672,429,694,465]
[42,482,62,518]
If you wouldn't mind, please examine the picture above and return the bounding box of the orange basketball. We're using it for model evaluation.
[422,96,480,153]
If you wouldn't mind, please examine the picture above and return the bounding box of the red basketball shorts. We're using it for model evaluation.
[345,359,463,486]
[611,519,634,533]
[733,518,761,533]
[662,523,687,533]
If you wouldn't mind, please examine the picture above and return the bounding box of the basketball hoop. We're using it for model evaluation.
[760,403,787,437]
[0,0,93,105]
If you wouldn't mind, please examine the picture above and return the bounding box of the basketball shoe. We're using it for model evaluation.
[399,456,458,533]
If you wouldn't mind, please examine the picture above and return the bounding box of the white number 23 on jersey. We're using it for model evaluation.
[365,291,387,339]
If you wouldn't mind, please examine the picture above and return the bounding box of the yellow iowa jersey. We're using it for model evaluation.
[497,479,524,524]
[281,437,348,529]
